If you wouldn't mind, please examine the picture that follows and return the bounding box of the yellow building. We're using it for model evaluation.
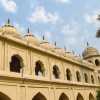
[0,20,100,100]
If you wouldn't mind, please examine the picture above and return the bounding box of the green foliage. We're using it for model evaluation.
[97,90,100,100]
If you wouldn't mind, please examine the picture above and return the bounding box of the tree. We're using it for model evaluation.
[96,29,100,38]
[97,90,100,100]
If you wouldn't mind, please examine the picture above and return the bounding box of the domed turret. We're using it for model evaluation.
[0,19,21,38]
[82,45,100,67]
[40,36,55,51]
[82,47,100,59]
[24,28,40,46]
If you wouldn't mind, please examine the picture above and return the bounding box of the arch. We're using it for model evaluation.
[76,71,81,82]
[95,59,100,66]
[84,73,88,83]
[10,54,23,73]
[59,93,69,100]
[0,92,11,100]
[89,93,95,100]
[32,92,47,100]
[91,75,94,84]
[53,65,60,79]
[35,60,45,76]
[77,93,84,100]
[66,69,72,81]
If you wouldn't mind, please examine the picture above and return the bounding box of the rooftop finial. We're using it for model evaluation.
[54,41,56,46]
[27,27,30,33]
[43,35,45,40]
[7,18,10,24]
[26,27,33,36]
[87,42,89,47]
[4,18,12,27]
[64,46,66,51]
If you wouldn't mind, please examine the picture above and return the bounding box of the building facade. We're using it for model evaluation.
[0,20,100,100]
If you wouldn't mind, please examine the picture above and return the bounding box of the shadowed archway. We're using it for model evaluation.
[0,92,11,100]
[77,93,84,100]
[10,54,23,73]
[59,93,69,100]
[89,93,95,100]
[32,92,47,100]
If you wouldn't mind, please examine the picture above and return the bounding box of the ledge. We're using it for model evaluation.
[0,71,99,88]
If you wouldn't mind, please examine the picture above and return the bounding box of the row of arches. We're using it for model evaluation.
[0,91,95,100]
[32,92,95,100]
[10,55,95,84]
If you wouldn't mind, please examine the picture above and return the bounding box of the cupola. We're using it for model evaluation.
[40,36,55,51]
[82,44,100,67]
[0,19,21,38]
[24,28,40,46]
[82,47,100,59]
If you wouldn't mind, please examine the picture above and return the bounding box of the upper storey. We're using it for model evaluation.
[0,20,100,86]
[0,20,98,70]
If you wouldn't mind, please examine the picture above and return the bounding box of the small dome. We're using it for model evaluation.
[40,37,55,51]
[0,19,21,38]
[24,28,40,46]
[82,47,100,58]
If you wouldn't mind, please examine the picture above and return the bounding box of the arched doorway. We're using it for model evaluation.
[59,93,69,100]
[77,93,84,100]
[32,92,47,100]
[89,93,95,100]
[0,92,11,100]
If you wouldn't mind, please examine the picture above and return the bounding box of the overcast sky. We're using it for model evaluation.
[0,0,100,56]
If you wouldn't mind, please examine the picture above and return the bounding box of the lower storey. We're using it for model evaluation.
[0,81,98,100]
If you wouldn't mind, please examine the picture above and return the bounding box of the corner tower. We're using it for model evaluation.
[82,46,100,67]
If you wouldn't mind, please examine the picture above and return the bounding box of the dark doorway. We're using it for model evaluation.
[0,92,11,100]
[77,93,84,100]
[32,92,46,100]
[59,93,69,100]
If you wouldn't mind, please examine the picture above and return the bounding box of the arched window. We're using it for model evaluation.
[76,71,81,82]
[77,93,84,100]
[95,59,100,66]
[35,60,45,76]
[66,69,72,81]
[59,93,69,100]
[84,73,88,83]
[10,54,23,73]
[91,75,94,84]
[32,92,47,100]
[53,65,60,79]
